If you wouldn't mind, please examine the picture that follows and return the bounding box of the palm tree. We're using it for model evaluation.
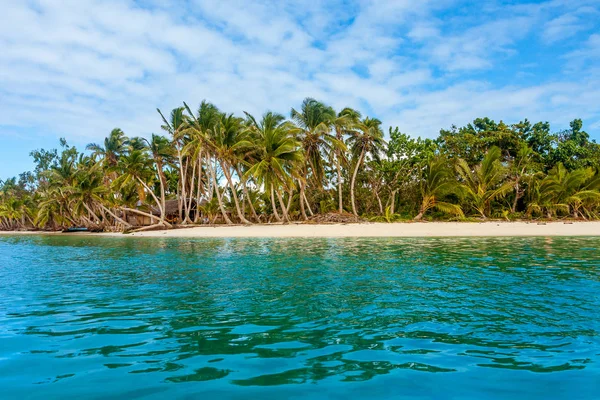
[290,98,338,219]
[158,107,190,223]
[414,157,463,220]
[347,117,385,216]
[332,107,360,213]
[245,112,303,222]
[528,163,600,219]
[510,143,536,213]
[182,100,223,223]
[206,113,254,224]
[86,128,129,167]
[456,146,514,218]
[143,134,174,226]
[114,150,171,229]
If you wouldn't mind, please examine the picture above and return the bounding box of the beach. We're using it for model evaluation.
[111,221,600,237]
[4,221,597,238]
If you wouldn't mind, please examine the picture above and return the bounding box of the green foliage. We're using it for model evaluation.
[2,103,600,232]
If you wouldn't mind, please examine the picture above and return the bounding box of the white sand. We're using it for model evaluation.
[2,221,599,238]
[100,221,600,238]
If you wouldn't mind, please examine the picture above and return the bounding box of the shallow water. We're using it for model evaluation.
[0,235,599,399]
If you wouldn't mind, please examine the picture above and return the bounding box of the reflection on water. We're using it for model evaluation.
[0,236,599,399]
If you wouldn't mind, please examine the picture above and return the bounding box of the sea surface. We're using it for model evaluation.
[0,235,599,399]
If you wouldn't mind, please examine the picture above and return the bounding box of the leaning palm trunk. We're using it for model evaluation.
[194,152,204,223]
[156,159,168,224]
[220,161,251,224]
[270,184,282,222]
[235,165,260,222]
[276,188,290,222]
[82,203,102,226]
[122,207,170,227]
[302,184,313,216]
[176,145,189,223]
[100,204,131,229]
[209,160,233,224]
[336,151,344,213]
[136,177,168,226]
[285,187,293,216]
[350,149,365,216]
[298,178,308,220]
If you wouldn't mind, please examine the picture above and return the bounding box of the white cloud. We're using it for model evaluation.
[0,0,599,179]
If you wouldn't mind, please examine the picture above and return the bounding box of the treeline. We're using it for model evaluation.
[1,98,600,231]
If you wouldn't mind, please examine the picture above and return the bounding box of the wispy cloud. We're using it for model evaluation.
[1,0,600,177]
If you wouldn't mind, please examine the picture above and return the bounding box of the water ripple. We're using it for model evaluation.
[0,236,599,399]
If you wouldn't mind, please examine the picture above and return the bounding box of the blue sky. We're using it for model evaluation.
[1,0,600,179]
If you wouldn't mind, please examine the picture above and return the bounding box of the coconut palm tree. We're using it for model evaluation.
[456,146,515,218]
[143,134,174,226]
[528,163,600,219]
[86,128,129,167]
[181,101,223,223]
[414,157,463,220]
[245,112,303,222]
[290,98,338,219]
[206,113,254,224]
[158,107,191,223]
[332,107,360,213]
[347,117,386,216]
[114,150,171,229]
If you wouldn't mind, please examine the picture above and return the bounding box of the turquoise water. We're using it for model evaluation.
[0,236,599,399]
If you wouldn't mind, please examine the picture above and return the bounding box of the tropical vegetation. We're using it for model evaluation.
[2,99,600,231]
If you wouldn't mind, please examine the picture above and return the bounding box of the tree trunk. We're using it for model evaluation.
[375,190,383,215]
[221,161,251,224]
[156,159,167,224]
[183,156,197,224]
[100,205,132,229]
[194,152,203,223]
[270,184,282,222]
[235,165,260,222]
[285,187,293,216]
[176,145,188,222]
[210,160,232,224]
[298,178,308,220]
[350,149,365,216]
[303,188,314,216]
[137,177,166,225]
[336,152,344,213]
[390,190,397,215]
[82,202,102,225]
[122,208,172,227]
[276,188,290,222]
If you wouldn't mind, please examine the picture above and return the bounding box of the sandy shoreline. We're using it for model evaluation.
[2,221,599,238]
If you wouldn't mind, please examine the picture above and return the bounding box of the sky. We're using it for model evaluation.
[1,0,600,179]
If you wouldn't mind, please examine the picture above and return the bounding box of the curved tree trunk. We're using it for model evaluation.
[156,159,168,224]
[122,207,172,228]
[276,188,290,223]
[336,153,344,213]
[270,184,282,222]
[375,190,383,215]
[194,152,204,223]
[100,205,132,229]
[298,179,308,220]
[235,165,260,222]
[183,157,197,225]
[176,145,188,223]
[220,161,251,224]
[285,187,293,216]
[210,160,233,224]
[390,190,397,215]
[303,188,313,216]
[350,149,365,216]
[136,177,166,225]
